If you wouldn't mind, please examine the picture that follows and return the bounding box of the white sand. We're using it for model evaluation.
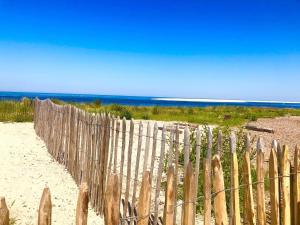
[0,122,104,225]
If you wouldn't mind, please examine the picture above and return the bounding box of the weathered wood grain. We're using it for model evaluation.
[154,125,166,225]
[137,172,151,225]
[230,132,241,225]
[212,155,228,225]
[163,166,175,225]
[269,147,279,225]
[0,197,9,225]
[204,127,212,225]
[104,174,120,225]
[243,134,256,225]
[256,138,266,225]
[183,162,195,225]
[38,187,52,225]
[281,145,291,225]
[76,183,89,225]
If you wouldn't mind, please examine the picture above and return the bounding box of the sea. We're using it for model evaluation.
[1,91,300,108]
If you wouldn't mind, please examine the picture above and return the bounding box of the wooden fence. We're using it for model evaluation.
[34,98,180,224]
[33,99,300,225]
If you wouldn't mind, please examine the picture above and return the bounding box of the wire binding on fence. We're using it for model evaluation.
[118,172,297,223]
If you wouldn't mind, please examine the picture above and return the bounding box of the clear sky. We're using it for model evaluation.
[0,0,299,101]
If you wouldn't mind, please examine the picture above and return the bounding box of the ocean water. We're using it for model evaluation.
[1,91,300,108]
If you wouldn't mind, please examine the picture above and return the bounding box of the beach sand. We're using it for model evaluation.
[0,122,104,225]
[0,120,204,225]
[247,116,300,159]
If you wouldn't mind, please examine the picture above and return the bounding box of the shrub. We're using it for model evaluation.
[141,114,150,120]
[187,107,194,114]
[119,109,132,120]
[152,106,160,115]
[93,99,102,107]
[246,113,257,121]
[109,104,125,111]
[0,100,34,122]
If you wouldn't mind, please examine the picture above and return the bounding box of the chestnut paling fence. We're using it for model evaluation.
[30,98,300,225]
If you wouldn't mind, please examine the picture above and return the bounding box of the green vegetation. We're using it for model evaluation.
[2,98,300,126]
[0,98,34,122]
[72,100,300,126]
[172,127,257,214]
[166,126,272,215]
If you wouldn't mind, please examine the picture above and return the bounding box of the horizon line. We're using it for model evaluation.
[1,90,300,104]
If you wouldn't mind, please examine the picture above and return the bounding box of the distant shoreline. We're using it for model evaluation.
[1,91,300,109]
[153,97,300,104]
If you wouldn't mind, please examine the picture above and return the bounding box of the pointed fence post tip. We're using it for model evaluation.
[0,197,9,225]
[212,154,221,169]
[272,140,278,151]
[230,131,236,153]
[257,137,264,153]
[38,187,52,225]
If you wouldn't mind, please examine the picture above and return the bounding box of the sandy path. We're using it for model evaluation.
[0,122,103,225]
[247,116,300,159]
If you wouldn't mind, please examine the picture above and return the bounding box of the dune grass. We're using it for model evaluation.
[73,100,300,126]
[2,98,300,126]
[0,99,34,122]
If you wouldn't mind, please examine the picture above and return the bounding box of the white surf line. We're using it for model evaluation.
[152,98,300,104]
[152,98,246,103]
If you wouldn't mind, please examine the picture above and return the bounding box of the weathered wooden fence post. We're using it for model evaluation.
[119,117,127,205]
[290,161,294,225]
[163,166,176,225]
[137,171,151,225]
[183,162,195,225]
[123,119,134,218]
[0,197,9,225]
[150,122,158,180]
[142,122,151,174]
[194,126,201,223]
[230,132,241,225]
[243,134,256,225]
[173,125,180,224]
[276,143,283,225]
[281,145,291,225]
[269,147,280,225]
[256,138,266,225]
[131,121,143,223]
[204,127,212,225]
[38,187,52,225]
[293,146,300,225]
[154,124,167,225]
[212,155,228,225]
[104,174,120,225]
[76,183,89,225]
[184,126,190,168]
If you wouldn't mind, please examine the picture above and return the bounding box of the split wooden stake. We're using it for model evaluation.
[38,187,52,225]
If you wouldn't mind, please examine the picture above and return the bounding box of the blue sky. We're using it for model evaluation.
[0,0,299,100]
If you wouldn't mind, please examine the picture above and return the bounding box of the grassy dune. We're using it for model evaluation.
[2,99,300,126]
[0,99,34,122]
[74,101,300,126]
